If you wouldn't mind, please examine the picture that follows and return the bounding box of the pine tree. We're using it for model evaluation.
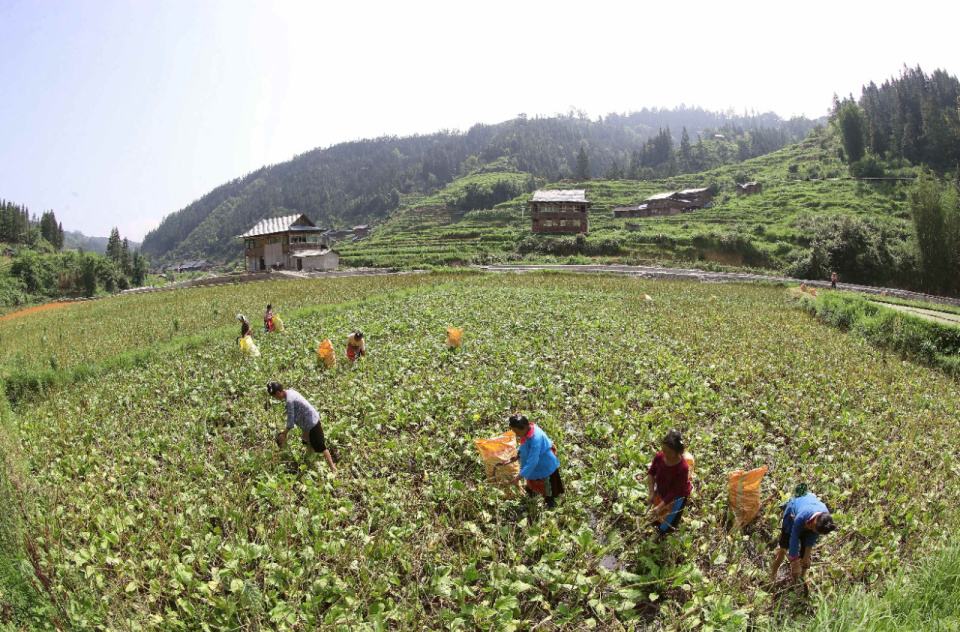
[575,146,591,180]
[106,228,122,262]
[121,238,132,276]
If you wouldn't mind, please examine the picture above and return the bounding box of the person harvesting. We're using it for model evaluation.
[236,314,252,343]
[264,304,275,332]
[346,331,366,362]
[645,430,691,534]
[267,381,337,473]
[504,414,564,509]
[769,488,837,582]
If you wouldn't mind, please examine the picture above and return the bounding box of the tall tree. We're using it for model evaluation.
[909,171,959,294]
[575,146,591,180]
[121,238,132,276]
[106,227,123,263]
[835,101,868,163]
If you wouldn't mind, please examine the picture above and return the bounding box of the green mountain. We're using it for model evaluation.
[63,230,140,255]
[140,108,821,264]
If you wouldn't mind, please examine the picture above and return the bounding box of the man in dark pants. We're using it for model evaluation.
[268,382,337,473]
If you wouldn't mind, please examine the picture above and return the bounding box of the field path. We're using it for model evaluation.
[880,302,960,328]
[0,301,79,322]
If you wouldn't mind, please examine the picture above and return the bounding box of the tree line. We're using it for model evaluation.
[0,198,151,305]
[834,66,960,174]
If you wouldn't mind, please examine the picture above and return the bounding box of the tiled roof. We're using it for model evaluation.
[238,214,316,238]
[644,192,676,201]
[531,190,588,203]
[678,188,711,195]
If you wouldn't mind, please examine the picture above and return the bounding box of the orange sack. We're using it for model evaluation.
[474,431,522,495]
[447,327,463,349]
[728,466,768,528]
[318,339,336,368]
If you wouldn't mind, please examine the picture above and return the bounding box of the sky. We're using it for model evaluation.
[0,0,957,241]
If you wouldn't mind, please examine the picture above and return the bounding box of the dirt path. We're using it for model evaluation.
[0,301,79,322]
[880,302,960,328]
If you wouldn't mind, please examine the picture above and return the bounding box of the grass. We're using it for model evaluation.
[337,128,920,285]
[799,290,960,377]
[3,272,960,629]
[765,539,960,631]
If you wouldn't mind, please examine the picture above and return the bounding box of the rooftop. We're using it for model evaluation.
[644,192,676,201]
[678,188,711,195]
[532,190,588,203]
[238,214,317,238]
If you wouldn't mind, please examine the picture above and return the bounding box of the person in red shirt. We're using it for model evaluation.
[645,430,692,534]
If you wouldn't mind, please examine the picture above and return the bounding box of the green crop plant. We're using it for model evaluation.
[2,273,959,630]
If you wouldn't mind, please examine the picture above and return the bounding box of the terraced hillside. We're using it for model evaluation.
[338,128,919,288]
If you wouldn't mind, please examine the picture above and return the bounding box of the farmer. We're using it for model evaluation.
[346,331,366,362]
[831,272,838,289]
[768,490,837,582]
[236,314,252,343]
[264,304,275,332]
[505,414,564,509]
[267,382,337,473]
[645,430,691,534]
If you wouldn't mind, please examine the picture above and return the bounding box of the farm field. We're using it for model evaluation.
[0,273,439,376]
[3,272,960,630]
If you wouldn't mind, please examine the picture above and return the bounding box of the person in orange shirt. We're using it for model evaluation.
[346,331,366,362]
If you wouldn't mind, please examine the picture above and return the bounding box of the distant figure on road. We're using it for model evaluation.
[346,331,366,362]
[264,304,275,332]
[236,314,252,343]
[768,490,837,582]
[645,430,692,534]
[504,414,564,509]
[268,381,337,473]
[831,272,837,289]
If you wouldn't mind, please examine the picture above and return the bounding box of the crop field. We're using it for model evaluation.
[3,272,959,630]
[337,130,916,275]
[0,273,438,376]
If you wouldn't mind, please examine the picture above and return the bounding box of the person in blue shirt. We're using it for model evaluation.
[505,414,564,509]
[769,491,837,582]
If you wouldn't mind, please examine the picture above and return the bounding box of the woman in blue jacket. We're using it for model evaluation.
[769,490,837,581]
[506,414,564,509]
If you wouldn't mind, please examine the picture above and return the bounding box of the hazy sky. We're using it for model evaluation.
[1,0,956,241]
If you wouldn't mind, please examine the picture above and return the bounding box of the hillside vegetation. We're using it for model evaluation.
[140,109,820,265]
[338,127,921,284]
[2,272,959,630]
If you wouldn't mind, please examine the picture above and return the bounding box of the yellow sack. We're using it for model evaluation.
[474,431,522,495]
[728,466,767,528]
[273,315,284,332]
[447,327,463,349]
[318,339,336,368]
[239,335,260,357]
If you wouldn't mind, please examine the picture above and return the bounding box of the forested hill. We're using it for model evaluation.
[141,107,821,263]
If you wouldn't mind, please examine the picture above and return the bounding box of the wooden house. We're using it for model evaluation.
[238,214,330,272]
[677,188,714,208]
[176,260,214,273]
[737,182,763,195]
[643,192,688,216]
[530,190,590,234]
[612,204,649,218]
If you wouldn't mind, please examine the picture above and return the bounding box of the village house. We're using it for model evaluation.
[612,204,649,219]
[352,224,371,238]
[530,190,590,234]
[176,260,214,273]
[238,214,337,272]
[640,188,714,217]
[737,181,763,195]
